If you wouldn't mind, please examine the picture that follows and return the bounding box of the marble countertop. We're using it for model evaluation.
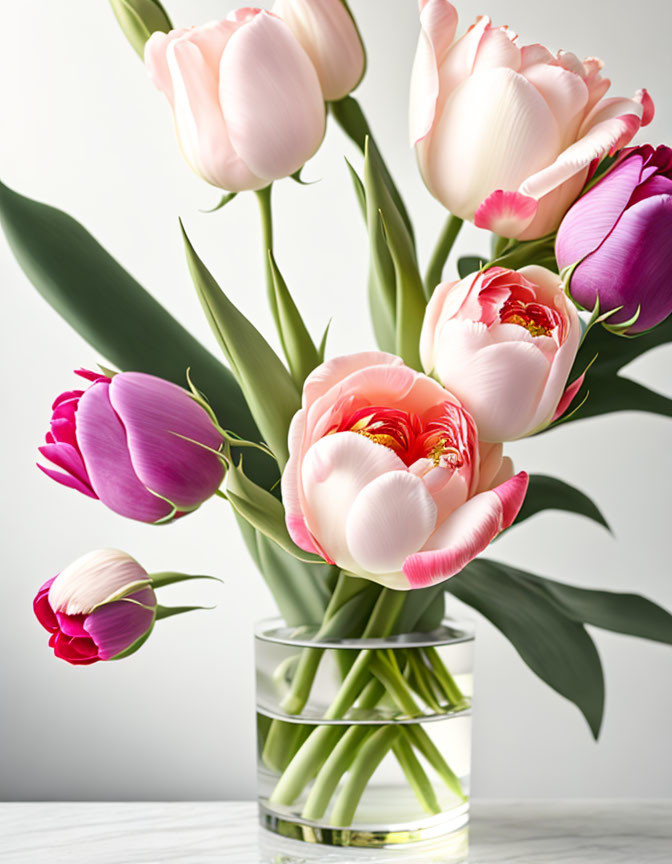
[1,800,669,863]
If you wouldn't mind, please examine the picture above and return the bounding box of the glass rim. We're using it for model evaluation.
[254,615,475,650]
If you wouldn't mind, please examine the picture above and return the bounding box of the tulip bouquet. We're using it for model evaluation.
[4,0,672,844]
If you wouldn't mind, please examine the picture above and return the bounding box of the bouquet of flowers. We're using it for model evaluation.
[4,0,671,848]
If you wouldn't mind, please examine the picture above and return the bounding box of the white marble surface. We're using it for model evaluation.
[0,800,669,863]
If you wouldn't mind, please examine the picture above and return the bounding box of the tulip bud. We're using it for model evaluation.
[145,11,326,192]
[109,0,172,59]
[34,549,157,664]
[556,145,672,334]
[37,369,225,523]
[272,0,365,101]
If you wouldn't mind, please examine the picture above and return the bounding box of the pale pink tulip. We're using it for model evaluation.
[410,0,654,239]
[145,10,325,191]
[421,266,581,442]
[273,0,365,100]
[282,352,528,590]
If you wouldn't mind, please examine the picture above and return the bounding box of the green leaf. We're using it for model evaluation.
[109,0,172,59]
[0,181,263,472]
[364,138,425,369]
[149,572,222,589]
[457,256,483,279]
[446,559,605,737]
[155,604,213,620]
[225,459,323,565]
[346,158,396,352]
[268,251,321,387]
[513,572,672,645]
[181,222,300,466]
[330,96,414,247]
[201,192,237,214]
[514,474,610,531]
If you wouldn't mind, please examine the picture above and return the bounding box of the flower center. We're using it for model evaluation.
[336,404,474,470]
[500,298,561,337]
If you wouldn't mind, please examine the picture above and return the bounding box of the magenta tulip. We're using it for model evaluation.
[556,145,672,333]
[34,549,156,665]
[38,369,225,523]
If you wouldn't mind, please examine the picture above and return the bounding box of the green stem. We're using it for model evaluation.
[424,214,463,298]
[407,651,442,714]
[393,732,442,815]
[407,724,466,802]
[301,679,385,820]
[424,647,468,710]
[330,726,401,826]
[269,589,405,806]
[255,184,278,332]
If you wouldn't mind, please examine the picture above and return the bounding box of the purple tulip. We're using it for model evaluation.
[33,549,157,665]
[556,145,672,333]
[38,369,225,523]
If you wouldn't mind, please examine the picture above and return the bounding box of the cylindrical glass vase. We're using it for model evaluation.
[255,617,473,856]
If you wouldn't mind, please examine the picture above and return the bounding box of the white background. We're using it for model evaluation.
[1,0,670,801]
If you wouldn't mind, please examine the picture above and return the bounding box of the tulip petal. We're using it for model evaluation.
[402,471,528,587]
[301,431,406,572]
[273,0,365,101]
[474,189,538,236]
[167,27,265,191]
[55,612,90,639]
[38,442,93,492]
[552,372,586,422]
[346,471,438,575]
[432,320,551,441]
[50,631,99,664]
[220,11,325,181]
[556,151,646,266]
[570,194,672,331]
[302,351,403,407]
[108,373,224,512]
[76,382,173,523]
[520,96,645,204]
[36,462,98,499]
[409,0,459,144]
[33,578,57,632]
[49,549,150,616]
[425,67,560,219]
[85,587,156,660]
[521,64,588,139]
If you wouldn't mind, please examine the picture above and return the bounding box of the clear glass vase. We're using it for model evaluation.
[255,616,473,857]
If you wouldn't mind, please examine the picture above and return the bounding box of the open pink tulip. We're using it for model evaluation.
[34,549,156,665]
[272,0,365,100]
[282,352,528,589]
[145,9,325,192]
[38,369,224,523]
[410,0,654,239]
[421,266,581,442]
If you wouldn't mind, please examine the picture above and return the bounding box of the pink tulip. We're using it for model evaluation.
[38,369,224,523]
[281,352,528,589]
[145,9,325,192]
[272,0,365,100]
[34,549,156,665]
[410,0,654,239]
[420,266,581,442]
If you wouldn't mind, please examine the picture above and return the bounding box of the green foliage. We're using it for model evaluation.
[448,558,672,737]
[514,474,610,531]
[181,222,300,467]
[268,252,322,388]
[363,138,425,369]
[108,0,172,59]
